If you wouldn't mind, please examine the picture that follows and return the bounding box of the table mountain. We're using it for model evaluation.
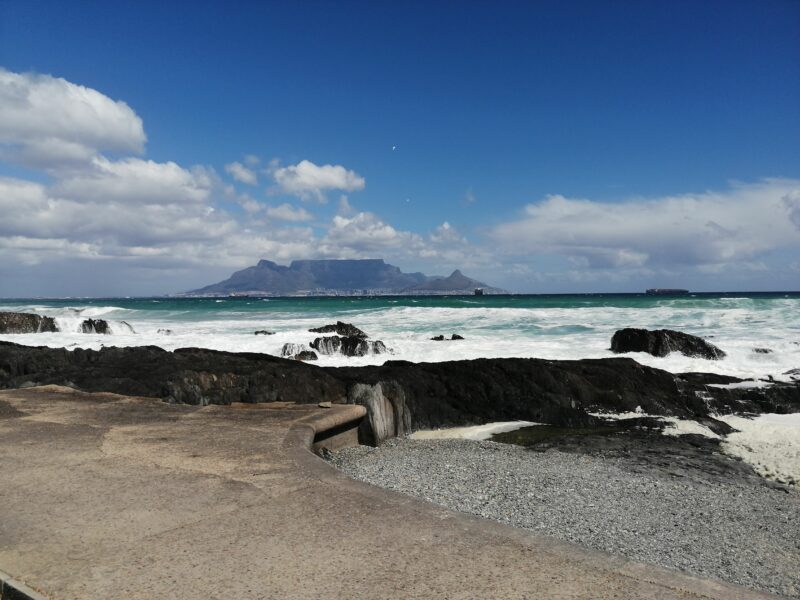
[187,259,501,296]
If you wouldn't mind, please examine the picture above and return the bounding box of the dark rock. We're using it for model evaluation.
[0,341,797,446]
[311,335,387,357]
[430,335,445,341]
[254,330,275,335]
[157,329,173,335]
[293,351,318,361]
[0,341,345,406]
[611,328,726,360]
[499,426,766,487]
[451,334,464,340]
[0,312,58,334]
[752,348,773,354]
[784,368,800,381]
[309,321,367,338]
[280,343,308,358]
[431,334,464,341]
[80,319,110,334]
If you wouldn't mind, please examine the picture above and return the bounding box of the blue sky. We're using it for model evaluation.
[0,1,799,295]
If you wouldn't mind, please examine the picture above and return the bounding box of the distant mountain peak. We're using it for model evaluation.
[187,258,504,296]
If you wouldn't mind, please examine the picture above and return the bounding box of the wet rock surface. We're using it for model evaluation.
[0,311,58,334]
[309,321,367,338]
[80,319,110,334]
[293,350,318,361]
[0,342,798,433]
[254,330,274,335]
[611,328,726,359]
[310,335,387,357]
[330,437,800,598]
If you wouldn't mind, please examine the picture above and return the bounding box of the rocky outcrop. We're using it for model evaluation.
[0,312,58,334]
[309,321,367,338]
[0,341,345,406]
[281,343,308,358]
[254,330,275,335]
[611,328,726,360]
[80,319,110,334]
[311,336,387,357]
[293,350,318,361]
[0,342,797,445]
[348,381,411,445]
[431,334,464,341]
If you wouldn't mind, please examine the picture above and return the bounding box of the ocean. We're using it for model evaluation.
[2,292,798,382]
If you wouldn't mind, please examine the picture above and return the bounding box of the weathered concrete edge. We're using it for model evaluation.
[284,413,780,600]
[0,569,47,600]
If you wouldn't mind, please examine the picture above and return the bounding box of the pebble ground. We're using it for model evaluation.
[330,438,800,598]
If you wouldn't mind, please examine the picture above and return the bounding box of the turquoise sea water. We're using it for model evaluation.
[1,292,798,380]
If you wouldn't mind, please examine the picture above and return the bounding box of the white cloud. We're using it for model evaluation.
[264,203,313,222]
[0,68,145,168]
[320,212,420,254]
[337,195,354,215]
[490,180,800,270]
[225,161,258,185]
[54,156,213,205]
[271,159,365,202]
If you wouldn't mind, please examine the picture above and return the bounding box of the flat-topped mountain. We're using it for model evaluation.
[188,259,503,296]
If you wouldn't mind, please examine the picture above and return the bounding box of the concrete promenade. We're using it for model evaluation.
[0,386,778,599]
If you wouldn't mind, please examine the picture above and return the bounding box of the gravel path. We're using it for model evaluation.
[329,438,800,598]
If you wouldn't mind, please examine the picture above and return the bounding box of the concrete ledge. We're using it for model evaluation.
[0,570,47,600]
[1,387,782,599]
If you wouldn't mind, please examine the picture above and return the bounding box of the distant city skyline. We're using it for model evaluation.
[1,1,799,296]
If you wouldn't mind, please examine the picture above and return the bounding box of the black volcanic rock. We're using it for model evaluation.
[309,321,367,338]
[293,350,318,361]
[80,319,110,334]
[0,338,800,443]
[1,342,797,445]
[0,312,58,334]
[611,328,726,360]
[430,335,445,341]
[310,336,387,357]
[280,343,308,357]
[0,342,345,405]
[254,330,274,335]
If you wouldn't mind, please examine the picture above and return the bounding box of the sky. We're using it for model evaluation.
[0,0,798,296]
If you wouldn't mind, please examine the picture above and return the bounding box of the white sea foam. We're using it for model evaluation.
[410,421,538,441]
[1,297,799,381]
[590,409,800,486]
[717,414,800,487]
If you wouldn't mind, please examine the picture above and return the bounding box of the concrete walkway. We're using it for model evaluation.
[0,386,778,600]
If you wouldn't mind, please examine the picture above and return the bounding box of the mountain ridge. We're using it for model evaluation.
[187,259,505,296]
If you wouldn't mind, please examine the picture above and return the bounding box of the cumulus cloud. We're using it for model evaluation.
[0,68,145,168]
[271,159,365,202]
[264,203,313,222]
[490,180,800,270]
[225,161,258,185]
[54,156,214,205]
[319,212,422,255]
